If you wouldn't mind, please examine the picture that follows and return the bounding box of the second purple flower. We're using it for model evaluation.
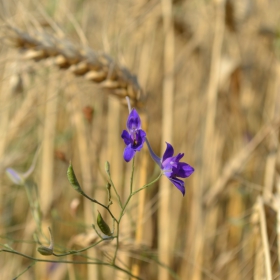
[146,139,194,196]
[121,109,146,162]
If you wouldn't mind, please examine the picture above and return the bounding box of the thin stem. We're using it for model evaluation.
[130,157,135,195]
[1,249,143,280]
[105,161,123,209]
[13,260,37,279]
[132,173,162,196]
[108,177,123,209]
[53,239,108,257]
[115,171,162,264]
[112,158,135,264]
[120,158,136,219]
[112,160,161,265]
[22,145,41,179]
[23,181,43,235]
[112,222,120,264]
[81,191,118,224]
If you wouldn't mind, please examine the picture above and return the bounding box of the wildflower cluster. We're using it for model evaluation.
[121,104,194,196]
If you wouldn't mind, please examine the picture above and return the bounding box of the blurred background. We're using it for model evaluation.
[1,0,280,279]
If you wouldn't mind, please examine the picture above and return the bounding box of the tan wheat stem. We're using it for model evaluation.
[258,197,272,280]
[191,2,225,279]
[67,83,98,279]
[159,0,174,279]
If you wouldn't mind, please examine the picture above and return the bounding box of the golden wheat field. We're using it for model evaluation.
[1,0,280,279]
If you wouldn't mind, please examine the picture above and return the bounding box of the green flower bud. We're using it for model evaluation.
[37,227,54,256]
[37,246,53,256]
[97,211,112,236]
[105,161,110,174]
[4,244,14,251]
[67,162,83,194]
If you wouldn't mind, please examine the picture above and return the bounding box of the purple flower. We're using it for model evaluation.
[121,109,146,162]
[146,140,194,196]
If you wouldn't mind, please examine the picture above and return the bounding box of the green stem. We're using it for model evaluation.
[13,260,37,279]
[108,177,123,209]
[112,158,135,264]
[81,192,118,224]
[52,239,106,257]
[112,222,120,264]
[130,157,135,194]
[132,173,162,196]
[23,182,41,231]
[1,249,143,280]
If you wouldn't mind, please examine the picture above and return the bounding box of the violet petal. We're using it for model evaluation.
[174,163,195,178]
[127,109,141,130]
[174,153,184,162]
[123,145,136,162]
[121,130,131,145]
[168,177,185,196]
[162,142,174,162]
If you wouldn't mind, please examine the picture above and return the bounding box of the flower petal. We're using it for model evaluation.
[121,130,131,145]
[162,142,174,162]
[127,109,141,130]
[174,153,184,162]
[168,177,185,196]
[139,129,146,140]
[6,168,24,185]
[123,145,136,162]
[174,163,194,178]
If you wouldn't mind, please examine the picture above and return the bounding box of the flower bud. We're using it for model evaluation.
[37,227,53,256]
[67,162,83,194]
[37,246,53,256]
[105,161,110,174]
[97,211,112,236]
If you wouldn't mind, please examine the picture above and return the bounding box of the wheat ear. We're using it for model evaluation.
[2,25,144,107]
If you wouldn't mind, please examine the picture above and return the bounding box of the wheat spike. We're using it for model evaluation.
[2,25,144,107]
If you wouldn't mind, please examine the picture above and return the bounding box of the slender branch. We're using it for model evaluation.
[105,165,123,209]
[1,249,143,280]
[108,178,123,209]
[112,158,135,264]
[81,191,118,224]
[120,158,136,219]
[132,173,162,196]
[13,261,37,280]
[52,239,107,257]
[130,158,135,194]
[112,222,120,265]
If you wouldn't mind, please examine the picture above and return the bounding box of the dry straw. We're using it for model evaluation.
[3,0,280,279]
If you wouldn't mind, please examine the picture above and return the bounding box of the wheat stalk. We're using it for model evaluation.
[1,25,144,108]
